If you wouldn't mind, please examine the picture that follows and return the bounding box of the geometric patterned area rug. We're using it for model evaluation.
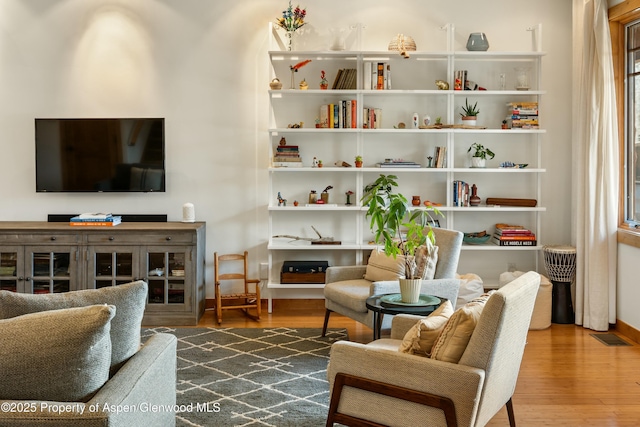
[141,327,348,427]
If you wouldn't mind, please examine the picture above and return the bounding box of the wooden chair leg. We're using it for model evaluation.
[322,309,332,337]
[506,397,516,427]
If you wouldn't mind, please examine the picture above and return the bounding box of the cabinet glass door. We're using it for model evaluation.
[26,248,76,294]
[0,248,21,292]
[88,247,138,289]
[145,248,190,309]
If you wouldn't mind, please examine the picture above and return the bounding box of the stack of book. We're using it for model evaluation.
[273,145,302,167]
[320,100,357,128]
[332,68,357,89]
[70,213,122,227]
[453,181,470,206]
[508,102,539,129]
[491,223,537,246]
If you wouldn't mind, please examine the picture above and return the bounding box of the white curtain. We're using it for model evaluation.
[572,0,619,331]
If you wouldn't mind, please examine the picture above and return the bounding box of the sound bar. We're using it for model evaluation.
[48,214,168,223]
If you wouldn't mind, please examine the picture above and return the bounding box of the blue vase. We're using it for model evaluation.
[466,33,489,51]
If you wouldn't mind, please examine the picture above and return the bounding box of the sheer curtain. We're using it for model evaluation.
[572,0,619,331]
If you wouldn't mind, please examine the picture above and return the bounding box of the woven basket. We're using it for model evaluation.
[388,34,417,52]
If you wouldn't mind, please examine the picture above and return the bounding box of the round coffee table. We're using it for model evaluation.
[366,293,444,340]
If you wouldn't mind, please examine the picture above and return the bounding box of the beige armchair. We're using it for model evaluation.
[326,270,541,427]
[322,227,464,337]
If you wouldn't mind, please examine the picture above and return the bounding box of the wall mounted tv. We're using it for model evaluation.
[35,118,166,193]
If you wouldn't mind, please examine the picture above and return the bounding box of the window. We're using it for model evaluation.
[625,21,640,225]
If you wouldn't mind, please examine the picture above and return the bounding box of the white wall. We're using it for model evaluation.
[0,0,573,298]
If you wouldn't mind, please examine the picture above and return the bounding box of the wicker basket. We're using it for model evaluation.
[388,34,417,52]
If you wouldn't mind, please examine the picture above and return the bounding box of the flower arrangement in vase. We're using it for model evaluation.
[276,1,307,51]
[320,70,328,90]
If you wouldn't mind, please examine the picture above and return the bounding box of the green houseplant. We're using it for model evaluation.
[467,142,495,168]
[362,174,442,301]
[460,98,479,126]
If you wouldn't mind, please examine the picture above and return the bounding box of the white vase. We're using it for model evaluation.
[399,278,422,304]
[461,116,477,127]
[471,157,486,168]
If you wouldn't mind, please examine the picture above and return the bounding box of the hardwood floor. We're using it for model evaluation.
[195,300,640,427]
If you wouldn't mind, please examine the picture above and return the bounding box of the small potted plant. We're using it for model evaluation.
[467,142,495,168]
[362,174,442,303]
[317,159,323,168]
[355,155,363,168]
[460,98,479,126]
[320,70,328,90]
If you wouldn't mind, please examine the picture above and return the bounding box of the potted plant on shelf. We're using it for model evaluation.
[467,142,495,168]
[362,174,442,303]
[355,155,363,168]
[460,98,479,126]
[320,70,328,90]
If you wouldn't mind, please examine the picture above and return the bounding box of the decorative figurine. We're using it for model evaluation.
[320,70,328,90]
[279,137,287,145]
[308,190,317,204]
[270,78,283,90]
[277,192,287,206]
[299,79,308,90]
[435,79,449,90]
[345,190,354,206]
[312,157,318,167]
[293,200,299,206]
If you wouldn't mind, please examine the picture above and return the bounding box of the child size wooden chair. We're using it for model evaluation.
[213,251,261,324]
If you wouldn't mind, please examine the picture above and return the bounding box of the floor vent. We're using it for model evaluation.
[590,333,631,346]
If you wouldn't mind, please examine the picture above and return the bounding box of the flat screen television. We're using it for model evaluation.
[35,118,166,192]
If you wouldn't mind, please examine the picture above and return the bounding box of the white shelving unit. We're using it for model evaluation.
[266,24,546,311]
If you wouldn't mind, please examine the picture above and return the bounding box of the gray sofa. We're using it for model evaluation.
[0,281,177,426]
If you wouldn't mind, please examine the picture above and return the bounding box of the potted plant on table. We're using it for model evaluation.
[467,143,495,168]
[460,98,479,126]
[362,174,442,303]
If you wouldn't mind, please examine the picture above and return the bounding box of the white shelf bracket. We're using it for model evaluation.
[440,23,455,52]
[527,24,543,52]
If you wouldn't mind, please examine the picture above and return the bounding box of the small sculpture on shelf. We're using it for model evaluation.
[435,80,449,90]
[345,190,354,206]
[289,59,311,89]
[470,184,481,206]
[321,185,333,203]
[277,192,287,206]
[320,70,328,90]
[308,190,317,204]
[299,79,308,90]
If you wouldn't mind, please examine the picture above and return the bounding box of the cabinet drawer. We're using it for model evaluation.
[0,233,79,244]
[86,233,195,244]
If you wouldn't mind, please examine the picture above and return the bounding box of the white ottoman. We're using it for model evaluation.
[499,271,552,330]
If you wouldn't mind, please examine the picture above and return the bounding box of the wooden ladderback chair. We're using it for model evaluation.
[213,251,261,324]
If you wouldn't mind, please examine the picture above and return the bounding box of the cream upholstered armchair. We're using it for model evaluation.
[326,270,541,427]
[322,227,463,337]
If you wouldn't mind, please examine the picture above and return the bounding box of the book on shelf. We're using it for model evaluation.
[332,68,357,90]
[453,181,470,207]
[76,213,114,220]
[491,235,537,246]
[376,62,384,90]
[433,146,447,168]
[70,216,122,226]
[272,161,303,167]
[362,107,382,129]
[376,161,420,168]
[493,234,537,240]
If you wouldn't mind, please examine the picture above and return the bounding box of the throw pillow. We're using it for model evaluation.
[0,304,115,402]
[364,249,406,281]
[414,245,439,280]
[0,280,147,372]
[399,299,454,357]
[430,292,494,363]
[456,273,485,309]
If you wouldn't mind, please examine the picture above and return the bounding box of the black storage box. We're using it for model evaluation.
[280,261,329,284]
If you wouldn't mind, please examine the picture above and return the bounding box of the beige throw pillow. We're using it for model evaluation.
[364,249,406,281]
[414,245,439,280]
[0,280,147,373]
[430,292,494,363]
[399,300,454,357]
[0,304,115,402]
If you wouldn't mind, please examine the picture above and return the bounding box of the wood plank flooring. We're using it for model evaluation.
[193,300,640,427]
